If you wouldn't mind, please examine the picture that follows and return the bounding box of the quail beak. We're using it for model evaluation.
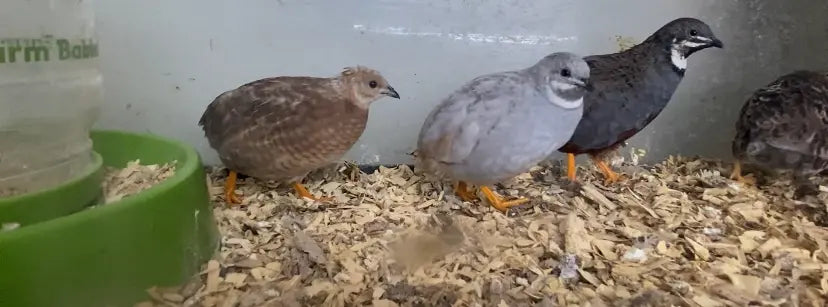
[710,38,724,48]
[578,79,594,92]
[383,86,400,99]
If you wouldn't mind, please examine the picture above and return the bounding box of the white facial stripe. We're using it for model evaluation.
[545,80,583,109]
[694,36,712,42]
[670,46,687,70]
[552,80,577,91]
[550,96,583,109]
[682,40,707,48]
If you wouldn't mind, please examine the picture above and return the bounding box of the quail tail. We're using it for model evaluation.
[590,155,620,185]
[454,181,479,202]
[480,186,528,213]
[292,182,332,202]
[224,170,243,205]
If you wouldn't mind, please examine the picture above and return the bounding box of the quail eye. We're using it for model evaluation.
[369,80,378,88]
[689,29,698,36]
[560,69,571,77]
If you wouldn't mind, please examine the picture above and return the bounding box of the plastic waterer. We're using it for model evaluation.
[0,0,103,198]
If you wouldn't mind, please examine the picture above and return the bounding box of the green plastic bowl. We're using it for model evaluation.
[0,130,221,307]
[0,152,104,227]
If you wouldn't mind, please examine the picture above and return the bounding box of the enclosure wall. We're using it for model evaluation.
[92,0,828,166]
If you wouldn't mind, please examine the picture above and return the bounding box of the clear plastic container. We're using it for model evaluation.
[0,0,103,197]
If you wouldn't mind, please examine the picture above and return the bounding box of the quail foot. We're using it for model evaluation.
[732,70,828,198]
[199,66,400,206]
[558,17,723,184]
[416,52,592,213]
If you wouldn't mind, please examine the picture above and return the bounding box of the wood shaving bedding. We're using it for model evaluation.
[135,156,827,307]
[1,159,176,232]
[101,159,176,204]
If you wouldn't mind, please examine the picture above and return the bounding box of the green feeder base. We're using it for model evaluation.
[0,130,221,307]
[0,151,104,227]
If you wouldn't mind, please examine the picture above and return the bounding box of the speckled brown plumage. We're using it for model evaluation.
[731,70,828,196]
[199,66,399,204]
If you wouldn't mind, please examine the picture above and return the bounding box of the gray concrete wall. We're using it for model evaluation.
[92,0,828,166]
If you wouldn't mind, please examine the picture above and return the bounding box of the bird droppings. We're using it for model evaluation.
[1,222,20,232]
[614,35,638,52]
[99,159,176,205]
[136,155,827,307]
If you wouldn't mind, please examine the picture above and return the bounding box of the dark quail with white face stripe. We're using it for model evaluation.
[655,18,724,71]
[558,17,723,184]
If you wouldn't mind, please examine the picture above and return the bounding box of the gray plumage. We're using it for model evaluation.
[416,52,592,186]
[732,70,828,196]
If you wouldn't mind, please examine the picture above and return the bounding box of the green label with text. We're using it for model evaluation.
[0,37,98,64]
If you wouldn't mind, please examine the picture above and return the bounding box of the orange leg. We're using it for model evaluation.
[480,186,528,213]
[729,160,756,185]
[566,153,577,181]
[224,170,242,206]
[454,181,479,202]
[292,182,332,202]
[590,155,620,184]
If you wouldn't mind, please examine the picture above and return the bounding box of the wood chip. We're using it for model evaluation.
[133,156,828,307]
[580,184,617,210]
[726,273,762,296]
[687,237,711,261]
[205,260,221,293]
[562,213,591,259]
[692,294,724,307]
[100,159,176,204]
[372,299,400,307]
[225,273,247,287]
[293,230,327,264]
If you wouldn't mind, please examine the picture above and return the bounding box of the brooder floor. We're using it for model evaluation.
[137,155,828,307]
